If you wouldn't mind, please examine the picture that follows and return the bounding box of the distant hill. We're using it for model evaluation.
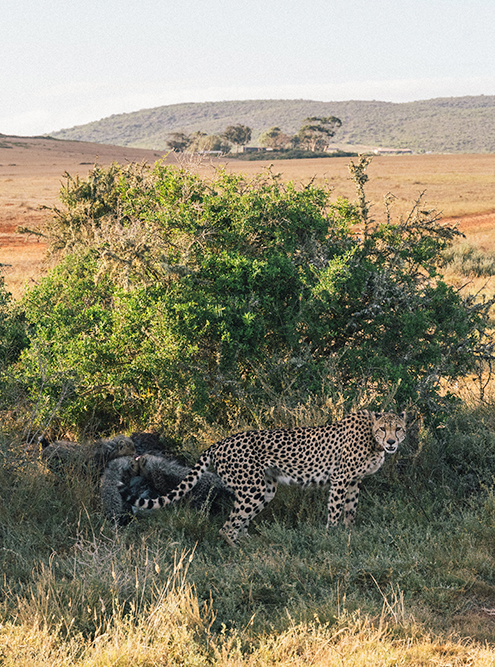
[50,96,495,154]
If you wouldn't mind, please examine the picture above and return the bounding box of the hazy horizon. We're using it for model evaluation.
[2,0,495,136]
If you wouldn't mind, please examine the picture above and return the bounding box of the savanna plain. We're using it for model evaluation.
[2,136,495,665]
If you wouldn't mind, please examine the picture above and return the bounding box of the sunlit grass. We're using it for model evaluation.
[0,242,46,299]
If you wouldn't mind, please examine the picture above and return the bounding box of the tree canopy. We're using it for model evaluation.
[258,126,292,150]
[165,131,191,151]
[221,124,252,151]
[295,116,342,152]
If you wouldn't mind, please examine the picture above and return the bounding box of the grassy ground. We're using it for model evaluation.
[3,151,495,663]
[2,400,495,665]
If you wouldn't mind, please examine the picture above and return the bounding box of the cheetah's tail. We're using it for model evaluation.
[127,451,212,511]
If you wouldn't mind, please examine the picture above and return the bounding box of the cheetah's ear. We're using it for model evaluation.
[399,411,407,421]
[372,412,382,419]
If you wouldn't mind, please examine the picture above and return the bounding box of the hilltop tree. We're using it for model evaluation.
[188,131,230,153]
[222,124,252,152]
[165,132,191,152]
[259,126,292,150]
[296,116,342,152]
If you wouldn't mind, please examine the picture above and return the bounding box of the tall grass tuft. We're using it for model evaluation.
[443,240,495,277]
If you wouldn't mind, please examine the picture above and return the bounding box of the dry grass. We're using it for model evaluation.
[1,138,495,299]
[222,153,495,220]
[0,241,46,297]
[3,614,495,666]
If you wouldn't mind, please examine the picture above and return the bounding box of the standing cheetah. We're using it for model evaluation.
[124,410,406,545]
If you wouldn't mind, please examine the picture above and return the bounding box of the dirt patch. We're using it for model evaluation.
[444,210,495,233]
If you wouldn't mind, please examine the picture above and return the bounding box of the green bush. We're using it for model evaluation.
[0,276,28,415]
[0,276,26,368]
[229,148,357,160]
[10,157,495,436]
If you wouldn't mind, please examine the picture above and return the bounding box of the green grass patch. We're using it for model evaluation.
[2,405,495,664]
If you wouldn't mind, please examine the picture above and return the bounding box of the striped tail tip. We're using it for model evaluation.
[135,496,167,510]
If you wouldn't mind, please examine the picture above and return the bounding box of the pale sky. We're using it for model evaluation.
[2,0,495,136]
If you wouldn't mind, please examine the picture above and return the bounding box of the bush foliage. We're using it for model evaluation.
[7,157,495,436]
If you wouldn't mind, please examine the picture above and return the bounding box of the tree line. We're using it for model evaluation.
[165,116,342,154]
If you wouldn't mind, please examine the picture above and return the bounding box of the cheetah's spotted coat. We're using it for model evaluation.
[129,410,406,545]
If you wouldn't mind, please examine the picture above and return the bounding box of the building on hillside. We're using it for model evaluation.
[373,148,413,155]
[238,146,267,153]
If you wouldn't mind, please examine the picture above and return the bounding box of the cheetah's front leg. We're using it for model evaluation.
[343,479,361,527]
[326,478,349,528]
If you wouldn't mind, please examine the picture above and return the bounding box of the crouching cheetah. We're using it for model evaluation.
[40,434,135,475]
[124,410,406,546]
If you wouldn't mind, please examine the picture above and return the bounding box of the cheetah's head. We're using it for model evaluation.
[371,411,407,454]
[135,453,163,475]
[113,435,136,458]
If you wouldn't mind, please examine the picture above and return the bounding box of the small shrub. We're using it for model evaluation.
[443,241,495,277]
